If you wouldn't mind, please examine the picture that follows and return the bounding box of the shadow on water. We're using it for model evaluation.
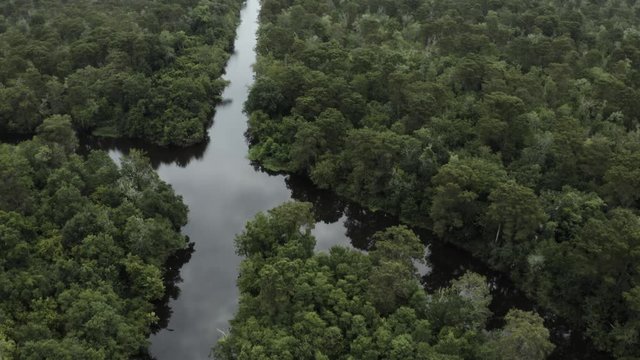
[283,174,611,360]
[151,241,196,334]
[135,242,196,360]
[79,136,209,170]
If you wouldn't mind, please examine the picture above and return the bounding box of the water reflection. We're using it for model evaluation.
[285,175,399,250]
[79,136,209,169]
[151,241,196,333]
[136,242,195,360]
[285,175,345,224]
[283,174,610,360]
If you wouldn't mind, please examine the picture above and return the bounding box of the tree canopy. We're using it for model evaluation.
[0,119,189,359]
[0,0,243,146]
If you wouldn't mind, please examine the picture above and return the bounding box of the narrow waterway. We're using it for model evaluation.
[76,1,609,359]
[83,1,360,358]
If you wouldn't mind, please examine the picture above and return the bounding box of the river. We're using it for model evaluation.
[73,0,608,359]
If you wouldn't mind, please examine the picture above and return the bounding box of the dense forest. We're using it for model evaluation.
[2,0,639,358]
[0,117,189,359]
[214,202,553,359]
[0,0,243,146]
[245,0,640,357]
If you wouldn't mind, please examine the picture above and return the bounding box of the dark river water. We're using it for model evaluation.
[2,0,610,359]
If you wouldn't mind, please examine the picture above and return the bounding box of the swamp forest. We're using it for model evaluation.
[1,0,640,359]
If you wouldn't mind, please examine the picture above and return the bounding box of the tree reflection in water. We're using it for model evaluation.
[79,136,209,169]
[136,241,195,360]
[151,241,196,333]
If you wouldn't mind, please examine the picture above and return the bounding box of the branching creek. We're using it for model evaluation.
[75,1,609,359]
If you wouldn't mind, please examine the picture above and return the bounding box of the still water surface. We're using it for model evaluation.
[76,0,609,359]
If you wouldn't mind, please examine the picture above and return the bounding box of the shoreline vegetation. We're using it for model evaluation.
[244,0,640,358]
[0,0,244,146]
[214,202,554,360]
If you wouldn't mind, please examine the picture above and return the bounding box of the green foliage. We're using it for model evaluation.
[215,202,553,360]
[0,122,188,359]
[0,0,244,146]
[428,272,493,332]
[246,0,640,356]
[485,309,555,360]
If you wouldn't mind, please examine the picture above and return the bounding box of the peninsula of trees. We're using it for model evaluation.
[0,0,243,146]
[0,117,189,358]
[245,0,640,357]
